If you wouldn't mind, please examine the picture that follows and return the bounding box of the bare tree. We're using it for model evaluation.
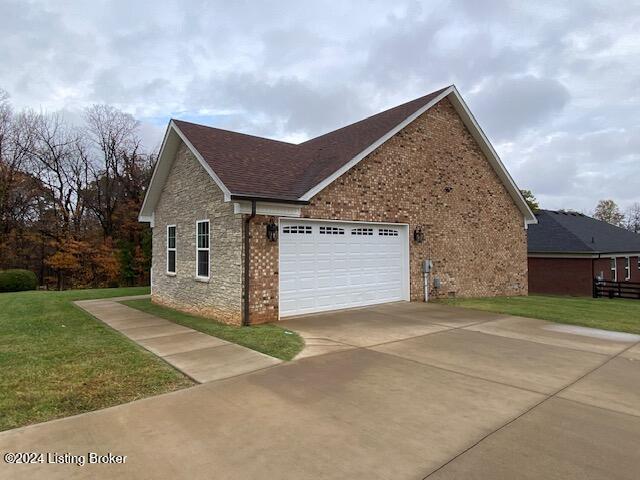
[625,202,640,233]
[83,105,141,239]
[0,91,42,235]
[16,110,87,237]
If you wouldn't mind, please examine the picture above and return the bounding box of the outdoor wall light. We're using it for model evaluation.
[413,226,424,243]
[266,218,278,242]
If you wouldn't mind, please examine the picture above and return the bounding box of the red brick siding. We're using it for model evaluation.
[593,257,611,281]
[528,257,593,296]
[248,98,527,323]
[528,255,640,298]
[632,256,640,282]
[594,256,640,282]
[247,215,280,324]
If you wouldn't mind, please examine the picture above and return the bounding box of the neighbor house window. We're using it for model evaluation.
[611,257,617,282]
[166,225,176,274]
[196,220,210,279]
[624,257,631,280]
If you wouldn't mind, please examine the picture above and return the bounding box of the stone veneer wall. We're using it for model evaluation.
[152,142,244,325]
[248,98,528,323]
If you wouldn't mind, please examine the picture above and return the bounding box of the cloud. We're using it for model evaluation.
[470,76,571,140]
[0,0,638,212]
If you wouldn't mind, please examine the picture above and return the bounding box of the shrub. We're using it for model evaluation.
[0,269,38,292]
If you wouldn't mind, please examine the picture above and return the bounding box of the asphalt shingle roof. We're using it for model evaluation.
[528,210,640,254]
[173,86,449,199]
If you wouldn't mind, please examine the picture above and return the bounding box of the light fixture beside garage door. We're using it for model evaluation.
[266,217,278,242]
[413,226,424,243]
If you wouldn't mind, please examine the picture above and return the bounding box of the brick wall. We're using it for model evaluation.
[528,257,593,296]
[595,256,640,282]
[152,142,244,325]
[249,98,528,323]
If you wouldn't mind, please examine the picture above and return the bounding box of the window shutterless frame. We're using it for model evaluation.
[611,257,617,282]
[624,256,631,280]
[166,225,176,275]
[195,219,210,280]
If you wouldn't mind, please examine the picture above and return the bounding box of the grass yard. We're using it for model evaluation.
[441,295,640,334]
[122,299,304,361]
[0,287,194,432]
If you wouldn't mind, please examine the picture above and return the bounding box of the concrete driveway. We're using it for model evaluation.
[1,302,639,480]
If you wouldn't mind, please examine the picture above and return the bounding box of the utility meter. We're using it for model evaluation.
[422,259,433,273]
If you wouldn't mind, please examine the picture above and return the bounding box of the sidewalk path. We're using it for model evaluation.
[75,296,281,383]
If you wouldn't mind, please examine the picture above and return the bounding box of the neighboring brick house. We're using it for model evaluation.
[139,85,536,325]
[528,210,640,296]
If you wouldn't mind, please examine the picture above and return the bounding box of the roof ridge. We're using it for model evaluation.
[301,86,451,146]
[173,86,451,150]
[172,119,297,147]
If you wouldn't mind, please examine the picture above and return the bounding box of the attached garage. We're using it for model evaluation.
[279,219,410,317]
[142,85,536,325]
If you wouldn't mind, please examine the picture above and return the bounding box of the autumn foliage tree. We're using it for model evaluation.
[0,88,154,289]
[593,199,625,227]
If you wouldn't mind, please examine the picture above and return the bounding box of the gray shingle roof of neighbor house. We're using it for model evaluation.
[527,209,640,254]
[139,84,536,224]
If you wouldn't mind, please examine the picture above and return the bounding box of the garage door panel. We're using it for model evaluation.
[279,220,408,317]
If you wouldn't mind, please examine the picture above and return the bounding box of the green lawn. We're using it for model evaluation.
[122,299,304,361]
[0,287,193,432]
[440,295,640,334]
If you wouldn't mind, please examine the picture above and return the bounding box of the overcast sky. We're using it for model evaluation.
[1,0,639,213]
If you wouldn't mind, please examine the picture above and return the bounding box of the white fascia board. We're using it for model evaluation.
[299,86,455,202]
[298,85,537,226]
[139,123,175,222]
[280,217,409,227]
[446,86,537,225]
[233,201,302,217]
[529,252,640,258]
[138,121,233,223]
[139,212,155,228]
[170,121,232,202]
[528,252,598,259]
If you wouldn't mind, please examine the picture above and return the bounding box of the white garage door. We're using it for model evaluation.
[279,219,409,317]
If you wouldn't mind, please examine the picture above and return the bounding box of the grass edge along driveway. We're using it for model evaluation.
[122,299,304,361]
[0,287,194,432]
[440,294,640,334]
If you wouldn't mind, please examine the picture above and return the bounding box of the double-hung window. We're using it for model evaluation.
[611,257,617,282]
[166,225,176,274]
[624,257,631,280]
[196,220,210,280]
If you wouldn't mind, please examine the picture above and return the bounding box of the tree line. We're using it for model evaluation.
[0,89,155,289]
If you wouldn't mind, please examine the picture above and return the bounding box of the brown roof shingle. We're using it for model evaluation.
[173,86,450,200]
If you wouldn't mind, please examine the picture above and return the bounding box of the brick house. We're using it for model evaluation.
[139,85,536,325]
[528,210,640,296]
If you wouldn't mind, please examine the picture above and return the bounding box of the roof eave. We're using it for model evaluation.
[230,194,310,205]
[138,120,233,223]
[297,85,537,225]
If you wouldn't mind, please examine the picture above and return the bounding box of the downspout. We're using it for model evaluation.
[243,200,257,326]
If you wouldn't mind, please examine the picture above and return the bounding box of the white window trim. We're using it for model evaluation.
[166,224,176,275]
[195,219,210,281]
[611,257,617,282]
[624,256,631,280]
